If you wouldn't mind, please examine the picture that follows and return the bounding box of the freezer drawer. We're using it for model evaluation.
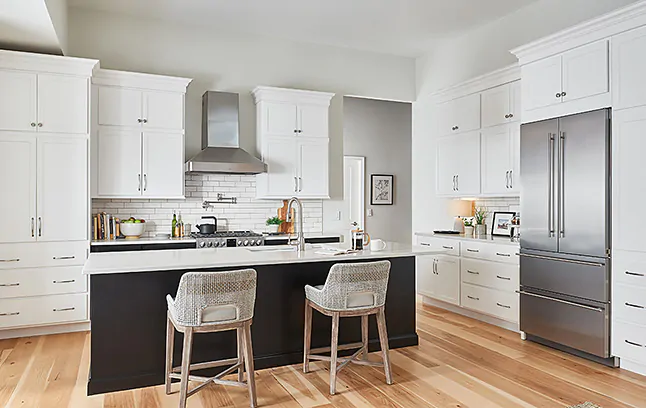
[520,290,609,357]
[520,252,608,303]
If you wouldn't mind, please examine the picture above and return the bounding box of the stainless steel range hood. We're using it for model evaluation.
[185,91,267,174]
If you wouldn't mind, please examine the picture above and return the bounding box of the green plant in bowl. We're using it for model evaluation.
[266,217,284,226]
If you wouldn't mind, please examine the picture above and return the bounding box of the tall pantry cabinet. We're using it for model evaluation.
[0,51,99,337]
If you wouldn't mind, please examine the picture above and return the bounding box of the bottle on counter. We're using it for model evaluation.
[177,212,184,238]
[171,211,177,238]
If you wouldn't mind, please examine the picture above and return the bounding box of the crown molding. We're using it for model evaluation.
[0,49,99,76]
[511,0,646,65]
[92,69,193,93]
[252,86,335,105]
[428,63,520,104]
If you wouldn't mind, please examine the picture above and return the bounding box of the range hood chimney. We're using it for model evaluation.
[185,91,267,174]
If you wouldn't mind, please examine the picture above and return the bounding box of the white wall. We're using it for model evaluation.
[67,8,415,236]
[44,0,68,54]
[0,0,62,54]
[412,0,639,237]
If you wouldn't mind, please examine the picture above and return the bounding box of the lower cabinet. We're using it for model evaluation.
[416,235,519,325]
[0,293,87,329]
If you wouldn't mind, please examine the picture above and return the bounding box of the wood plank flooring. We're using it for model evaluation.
[1,303,645,407]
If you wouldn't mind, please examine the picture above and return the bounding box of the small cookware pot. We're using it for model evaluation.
[196,216,217,234]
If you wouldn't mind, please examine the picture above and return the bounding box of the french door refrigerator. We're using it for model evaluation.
[519,108,615,365]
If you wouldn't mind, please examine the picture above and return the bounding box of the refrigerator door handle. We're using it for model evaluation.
[548,133,555,237]
[518,252,605,267]
[559,132,565,238]
[517,290,605,313]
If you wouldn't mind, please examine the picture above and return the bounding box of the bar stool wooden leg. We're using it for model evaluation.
[376,307,393,385]
[165,313,175,395]
[237,327,245,383]
[178,327,194,408]
[361,315,369,360]
[329,312,340,395]
[303,299,312,373]
[242,321,257,408]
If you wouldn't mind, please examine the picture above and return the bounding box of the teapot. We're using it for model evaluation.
[350,222,371,250]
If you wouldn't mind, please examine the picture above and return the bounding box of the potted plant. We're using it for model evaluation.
[474,207,488,236]
[266,216,284,233]
[463,218,474,236]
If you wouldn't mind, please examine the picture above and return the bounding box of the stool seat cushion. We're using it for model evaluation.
[307,285,376,310]
[202,305,238,323]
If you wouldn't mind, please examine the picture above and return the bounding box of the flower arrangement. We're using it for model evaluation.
[474,207,488,225]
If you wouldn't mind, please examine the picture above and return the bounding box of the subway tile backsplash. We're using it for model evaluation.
[92,174,324,237]
[474,197,520,228]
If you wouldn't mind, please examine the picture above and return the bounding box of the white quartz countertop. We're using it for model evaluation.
[415,232,520,247]
[263,233,342,241]
[83,242,444,275]
[91,237,196,246]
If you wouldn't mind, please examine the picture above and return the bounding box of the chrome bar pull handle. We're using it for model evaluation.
[0,312,19,317]
[138,174,141,192]
[509,170,513,189]
[548,133,555,237]
[0,259,19,263]
[53,256,75,260]
[38,217,42,237]
[559,132,565,238]
[497,275,512,281]
[467,295,480,301]
[496,303,511,309]
[0,283,20,287]
[53,279,76,284]
[467,270,479,275]
[31,217,35,237]
[626,271,645,277]
[53,307,75,312]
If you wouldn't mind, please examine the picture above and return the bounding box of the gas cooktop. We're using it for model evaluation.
[191,231,263,238]
[192,231,264,248]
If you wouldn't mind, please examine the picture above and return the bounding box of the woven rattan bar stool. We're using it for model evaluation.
[165,269,258,408]
[303,260,393,395]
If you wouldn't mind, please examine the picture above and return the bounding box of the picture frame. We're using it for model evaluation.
[370,174,394,205]
[491,211,516,237]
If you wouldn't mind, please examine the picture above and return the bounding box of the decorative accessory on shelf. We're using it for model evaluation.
[491,211,516,237]
[474,207,488,236]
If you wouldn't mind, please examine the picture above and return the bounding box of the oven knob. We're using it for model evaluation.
[219,241,226,247]
[255,240,262,246]
[199,241,206,248]
[206,241,213,248]
[244,240,249,246]
[237,240,242,246]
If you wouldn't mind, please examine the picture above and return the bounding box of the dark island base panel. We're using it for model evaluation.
[88,256,417,395]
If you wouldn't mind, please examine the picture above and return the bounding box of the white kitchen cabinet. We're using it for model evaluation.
[92,69,192,199]
[612,25,646,111]
[253,87,334,199]
[613,106,646,253]
[37,137,88,242]
[37,74,89,134]
[437,131,481,196]
[521,41,609,117]
[437,93,481,136]
[0,70,37,132]
[481,81,521,128]
[481,123,521,196]
[0,134,37,243]
[416,254,460,305]
[142,132,184,198]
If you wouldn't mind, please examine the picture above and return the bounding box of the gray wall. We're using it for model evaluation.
[343,97,412,244]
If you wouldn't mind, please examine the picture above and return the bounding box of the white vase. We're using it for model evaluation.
[475,224,487,236]
[464,226,474,236]
[268,224,279,233]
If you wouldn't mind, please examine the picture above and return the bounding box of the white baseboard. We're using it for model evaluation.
[420,296,520,333]
[620,359,646,377]
[0,321,90,340]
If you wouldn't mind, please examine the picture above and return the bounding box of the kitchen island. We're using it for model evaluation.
[83,243,442,395]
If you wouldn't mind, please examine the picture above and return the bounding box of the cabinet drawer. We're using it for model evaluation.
[416,236,459,256]
[0,266,87,298]
[613,250,646,289]
[612,320,646,365]
[461,258,518,292]
[461,283,518,323]
[0,241,87,270]
[0,293,88,329]
[461,241,519,264]
[613,283,646,326]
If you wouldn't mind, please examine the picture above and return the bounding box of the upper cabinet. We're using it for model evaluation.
[91,69,192,199]
[518,40,609,123]
[436,131,481,197]
[0,70,88,134]
[253,87,334,200]
[612,25,646,111]
[437,93,481,136]
[481,81,521,128]
[481,123,520,196]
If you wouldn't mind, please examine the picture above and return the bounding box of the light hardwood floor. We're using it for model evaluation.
[1,303,645,408]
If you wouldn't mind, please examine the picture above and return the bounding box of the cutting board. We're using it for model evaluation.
[278,200,295,234]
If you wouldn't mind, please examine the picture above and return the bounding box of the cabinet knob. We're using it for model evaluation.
[556,93,562,98]
[509,113,514,118]
[30,122,36,127]
[142,119,148,124]
[294,129,297,133]
[561,91,567,97]
[138,119,142,123]
[298,130,302,133]
[505,114,510,119]
[37,123,43,127]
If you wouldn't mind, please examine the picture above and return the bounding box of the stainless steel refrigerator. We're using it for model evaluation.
[520,108,615,365]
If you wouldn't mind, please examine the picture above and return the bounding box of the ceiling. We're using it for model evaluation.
[68,0,541,57]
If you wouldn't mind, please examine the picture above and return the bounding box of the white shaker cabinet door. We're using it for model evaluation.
[613,25,646,111]
[0,70,37,132]
[436,136,459,195]
[416,255,436,298]
[297,139,329,198]
[143,91,184,131]
[435,255,460,305]
[522,55,562,112]
[454,93,481,134]
[481,125,511,195]
[509,123,521,194]
[0,134,37,243]
[96,128,143,197]
[561,40,609,103]
[37,74,88,134]
[509,80,522,122]
[298,104,328,138]
[456,131,481,196]
[142,132,184,198]
[264,102,298,136]
[263,137,298,197]
[37,137,88,242]
[613,107,646,252]
[481,84,511,128]
[97,87,143,127]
